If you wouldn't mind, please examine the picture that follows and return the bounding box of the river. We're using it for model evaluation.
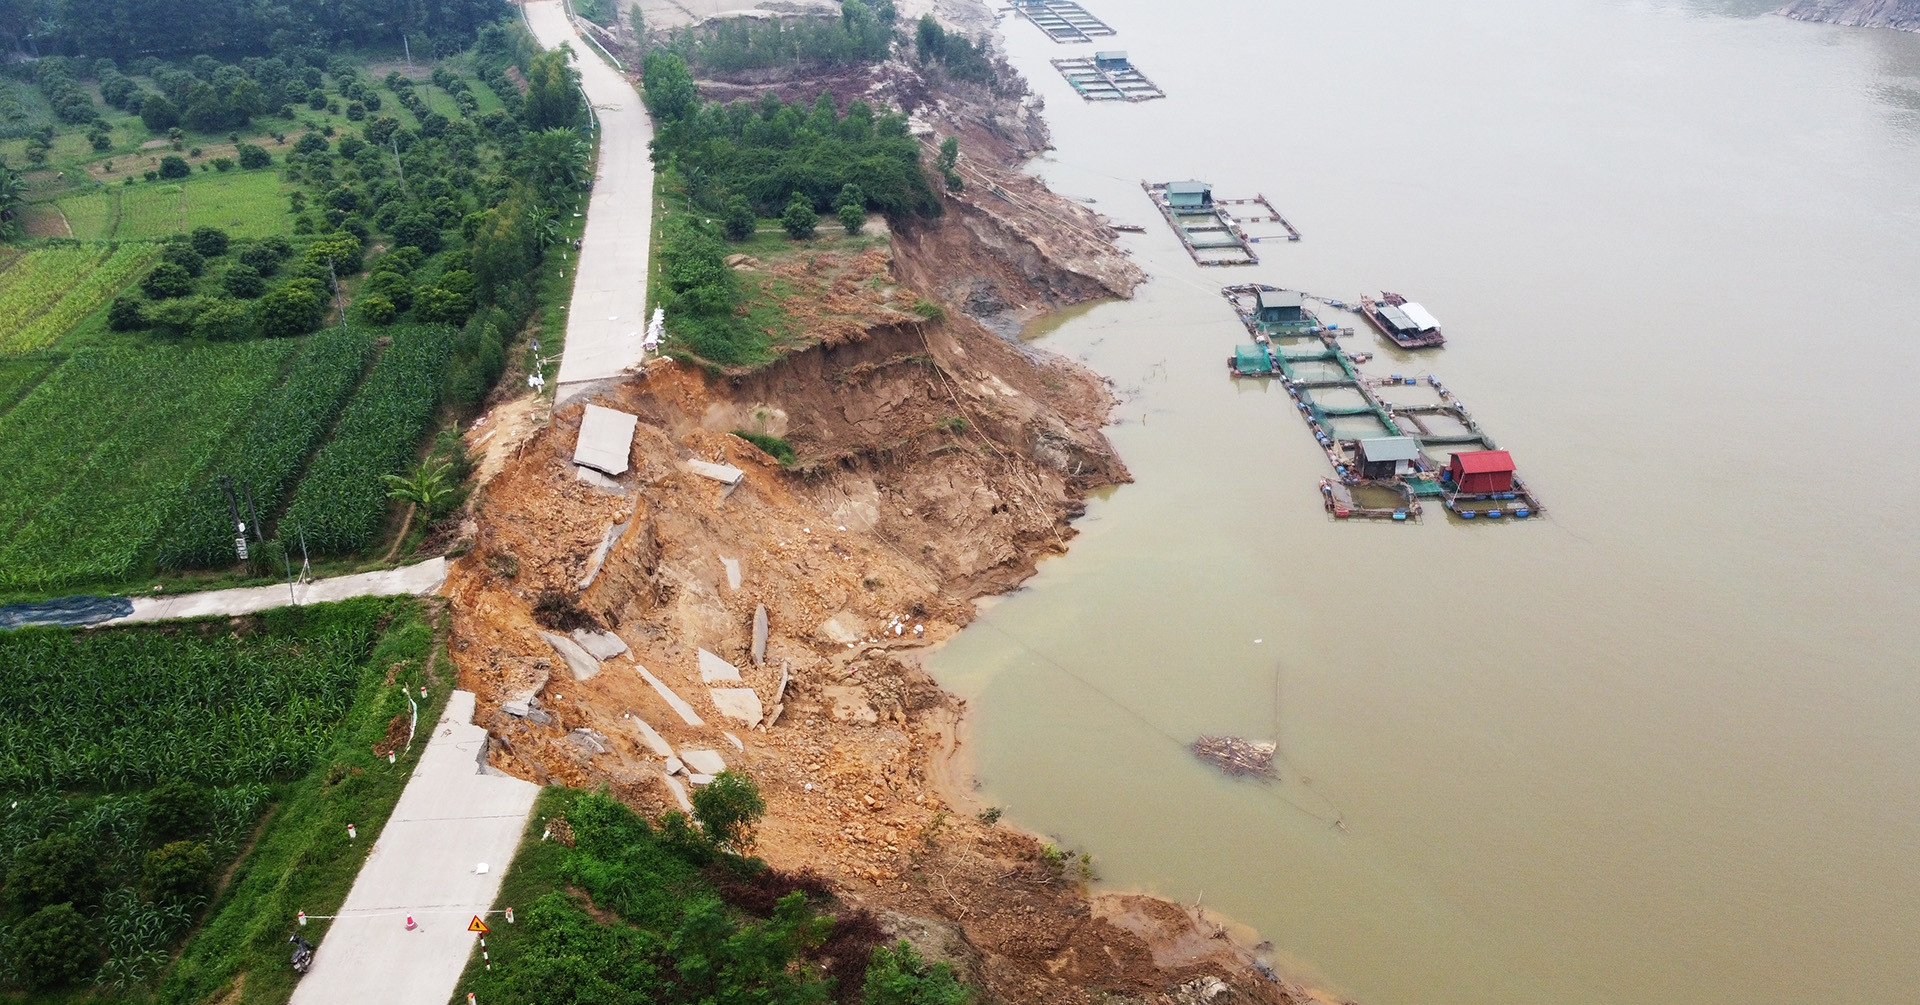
[923,1,1920,1003]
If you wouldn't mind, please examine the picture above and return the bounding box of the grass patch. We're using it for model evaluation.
[96,172,292,241]
[729,430,795,466]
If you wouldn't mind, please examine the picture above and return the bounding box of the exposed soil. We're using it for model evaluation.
[445,10,1327,1004]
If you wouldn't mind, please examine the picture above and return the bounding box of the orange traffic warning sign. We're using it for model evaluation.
[468,916,490,934]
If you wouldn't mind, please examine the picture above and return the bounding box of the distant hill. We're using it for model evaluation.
[1779,0,1920,31]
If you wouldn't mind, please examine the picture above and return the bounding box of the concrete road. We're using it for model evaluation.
[524,1,656,404]
[289,691,539,1005]
[103,557,446,624]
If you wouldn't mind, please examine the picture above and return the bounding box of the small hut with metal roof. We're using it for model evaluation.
[1356,437,1422,479]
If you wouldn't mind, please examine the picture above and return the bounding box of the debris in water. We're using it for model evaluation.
[1189,735,1277,779]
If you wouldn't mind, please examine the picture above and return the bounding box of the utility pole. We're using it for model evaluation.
[221,475,247,561]
[404,35,413,71]
[391,137,407,195]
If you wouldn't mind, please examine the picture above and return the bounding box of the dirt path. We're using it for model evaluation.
[522,0,657,403]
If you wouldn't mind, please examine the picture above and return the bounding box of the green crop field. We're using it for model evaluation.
[0,355,57,414]
[74,171,292,241]
[55,188,118,240]
[0,243,161,353]
[285,324,455,554]
[159,326,380,569]
[0,342,295,591]
[469,77,506,114]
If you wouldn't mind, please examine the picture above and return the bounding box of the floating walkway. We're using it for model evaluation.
[1220,285,1544,522]
[1012,0,1116,43]
[1144,182,1301,266]
[1051,53,1166,101]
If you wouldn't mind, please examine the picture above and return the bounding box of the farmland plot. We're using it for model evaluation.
[56,187,119,240]
[0,342,293,591]
[285,324,456,554]
[0,242,161,353]
[104,172,292,240]
[0,602,387,789]
[0,355,58,416]
[159,325,380,569]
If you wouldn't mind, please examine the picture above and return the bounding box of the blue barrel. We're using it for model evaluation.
[1487,509,1503,519]
[1460,509,1477,519]
[1515,508,1531,518]
[1404,378,1417,385]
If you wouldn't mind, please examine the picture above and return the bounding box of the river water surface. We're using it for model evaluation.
[924,2,1920,1003]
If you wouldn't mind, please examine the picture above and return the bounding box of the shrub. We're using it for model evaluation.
[191,226,231,257]
[376,246,425,275]
[839,202,866,235]
[257,280,327,338]
[346,100,366,121]
[145,778,215,842]
[862,941,970,1005]
[304,233,364,274]
[780,192,818,239]
[390,214,444,254]
[108,296,147,331]
[364,269,413,311]
[5,833,105,911]
[222,263,265,298]
[691,770,765,850]
[238,245,283,277]
[141,92,180,131]
[722,194,756,241]
[294,131,327,154]
[192,298,255,341]
[211,157,235,171]
[11,903,98,991]
[355,292,396,325]
[162,241,206,277]
[236,143,271,169]
[141,840,214,905]
[141,262,194,299]
[159,154,191,179]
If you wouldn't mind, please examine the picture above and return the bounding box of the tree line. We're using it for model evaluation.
[0,0,508,60]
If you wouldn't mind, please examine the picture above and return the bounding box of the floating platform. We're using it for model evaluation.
[1051,54,1166,102]
[1012,0,1116,43]
[1221,286,1543,522]
[1144,183,1301,266]
[1359,292,1445,349]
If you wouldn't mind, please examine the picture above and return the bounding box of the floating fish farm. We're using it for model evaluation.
[1143,181,1300,266]
[1051,51,1166,101]
[1011,0,1116,43]
[1220,284,1544,522]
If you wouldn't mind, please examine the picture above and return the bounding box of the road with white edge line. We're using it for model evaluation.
[288,691,538,1005]
[523,0,657,403]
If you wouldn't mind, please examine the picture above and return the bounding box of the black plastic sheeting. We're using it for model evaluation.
[0,595,134,630]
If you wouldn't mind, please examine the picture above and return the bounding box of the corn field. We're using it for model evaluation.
[0,618,377,791]
[0,343,294,591]
[284,324,456,554]
[157,325,381,569]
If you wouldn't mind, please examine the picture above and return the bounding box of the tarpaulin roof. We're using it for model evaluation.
[1450,450,1514,474]
[1257,289,1304,309]
[1399,302,1442,331]
[1359,437,1421,462]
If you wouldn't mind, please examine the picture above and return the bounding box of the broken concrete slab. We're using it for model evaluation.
[662,774,693,812]
[538,631,601,680]
[572,629,629,660]
[697,647,743,683]
[575,466,624,493]
[637,666,705,726]
[577,520,629,589]
[752,604,768,666]
[664,755,685,776]
[568,728,610,755]
[688,773,715,786]
[685,458,745,485]
[679,748,726,775]
[630,715,673,757]
[723,731,744,751]
[574,404,639,476]
[708,687,764,725]
[721,556,741,590]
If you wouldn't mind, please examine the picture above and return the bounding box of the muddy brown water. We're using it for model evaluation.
[924,2,1920,1003]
